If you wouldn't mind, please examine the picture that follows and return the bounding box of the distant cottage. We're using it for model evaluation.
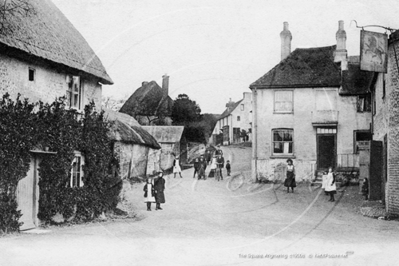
[119,75,174,125]
[210,92,252,145]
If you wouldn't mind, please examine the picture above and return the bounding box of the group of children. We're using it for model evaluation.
[193,149,231,181]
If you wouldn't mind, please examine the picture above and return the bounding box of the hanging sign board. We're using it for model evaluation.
[360,30,388,73]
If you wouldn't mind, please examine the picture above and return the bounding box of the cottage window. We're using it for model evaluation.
[67,76,83,110]
[274,90,293,113]
[240,104,244,111]
[272,129,293,155]
[70,151,84,188]
[237,116,240,121]
[357,94,371,112]
[28,68,35,81]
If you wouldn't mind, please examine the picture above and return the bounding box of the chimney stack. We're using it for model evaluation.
[162,74,169,97]
[334,20,348,70]
[280,22,292,61]
[226,98,235,111]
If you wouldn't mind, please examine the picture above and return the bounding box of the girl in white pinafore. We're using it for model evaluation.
[173,155,183,178]
[208,155,217,178]
[325,167,337,202]
[143,177,156,211]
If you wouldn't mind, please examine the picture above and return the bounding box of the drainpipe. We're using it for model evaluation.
[252,88,258,182]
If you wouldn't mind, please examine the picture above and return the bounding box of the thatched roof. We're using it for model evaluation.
[142,126,184,143]
[250,45,341,89]
[104,109,160,149]
[0,0,113,85]
[119,81,173,116]
[339,56,374,95]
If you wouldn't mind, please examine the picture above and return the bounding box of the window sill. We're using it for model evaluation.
[270,155,296,159]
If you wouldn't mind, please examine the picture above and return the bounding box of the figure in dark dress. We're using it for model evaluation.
[154,170,165,210]
[284,159,296,193]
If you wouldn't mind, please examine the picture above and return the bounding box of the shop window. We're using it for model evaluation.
[354,131,372,153]
[272,129,293,155]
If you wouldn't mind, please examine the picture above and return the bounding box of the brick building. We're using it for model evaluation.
[370,30,399,215]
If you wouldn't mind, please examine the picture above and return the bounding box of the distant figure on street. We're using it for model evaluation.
[173,155,183,178]
[143,176,156,211]
[325,167,337,202]
[198,155,207,180]
[226,160,231,176]
[362,178,369,201]
[154,170,165,210]
[321,171,329,195]
[284,159,296,193]
[208,155,217,178]
[215,144,223,156]
[216,154,225,181]
[193,158,199,179]
[205,150,212,165]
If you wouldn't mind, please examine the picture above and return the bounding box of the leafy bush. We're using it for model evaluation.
[0,94,120,231]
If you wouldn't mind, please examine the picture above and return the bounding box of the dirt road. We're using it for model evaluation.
[1,145,399,266]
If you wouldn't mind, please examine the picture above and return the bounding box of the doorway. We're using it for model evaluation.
[16,156,39,230]
[317,134,336,170]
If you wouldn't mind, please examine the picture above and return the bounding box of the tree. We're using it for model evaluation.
[0,0,35,35]
[171,94,201,125]
[101,96,125,112]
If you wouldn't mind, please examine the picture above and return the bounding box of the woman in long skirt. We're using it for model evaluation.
[284,159,296,193]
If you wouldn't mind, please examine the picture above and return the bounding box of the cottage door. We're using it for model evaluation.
[16,157,39,230]
[369,140,383,201]
[317,135,336,170]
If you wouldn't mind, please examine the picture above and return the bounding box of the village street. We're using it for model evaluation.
[1,145,399,266]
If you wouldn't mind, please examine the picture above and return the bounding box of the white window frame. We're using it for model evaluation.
[272,129,294,156]
[70,151,84,188]
[274,90,293,113]
[66,75,84,111]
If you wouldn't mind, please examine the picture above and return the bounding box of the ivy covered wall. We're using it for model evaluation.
[0,94,120,233]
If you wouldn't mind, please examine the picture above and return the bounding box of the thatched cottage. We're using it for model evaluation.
[104,109,161,180]
[0,0,112,230]
[119,75,174,125]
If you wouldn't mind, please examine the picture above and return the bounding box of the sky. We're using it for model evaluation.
[52,0,398,114]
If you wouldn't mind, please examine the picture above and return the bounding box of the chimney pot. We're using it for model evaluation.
[334,20,348,70]
[280,22,292,61]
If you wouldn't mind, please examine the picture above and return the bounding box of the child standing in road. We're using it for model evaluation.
[325,167,337,202]
[143,177,156,211]
[226,160,231,176]
[361,178,369,200]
